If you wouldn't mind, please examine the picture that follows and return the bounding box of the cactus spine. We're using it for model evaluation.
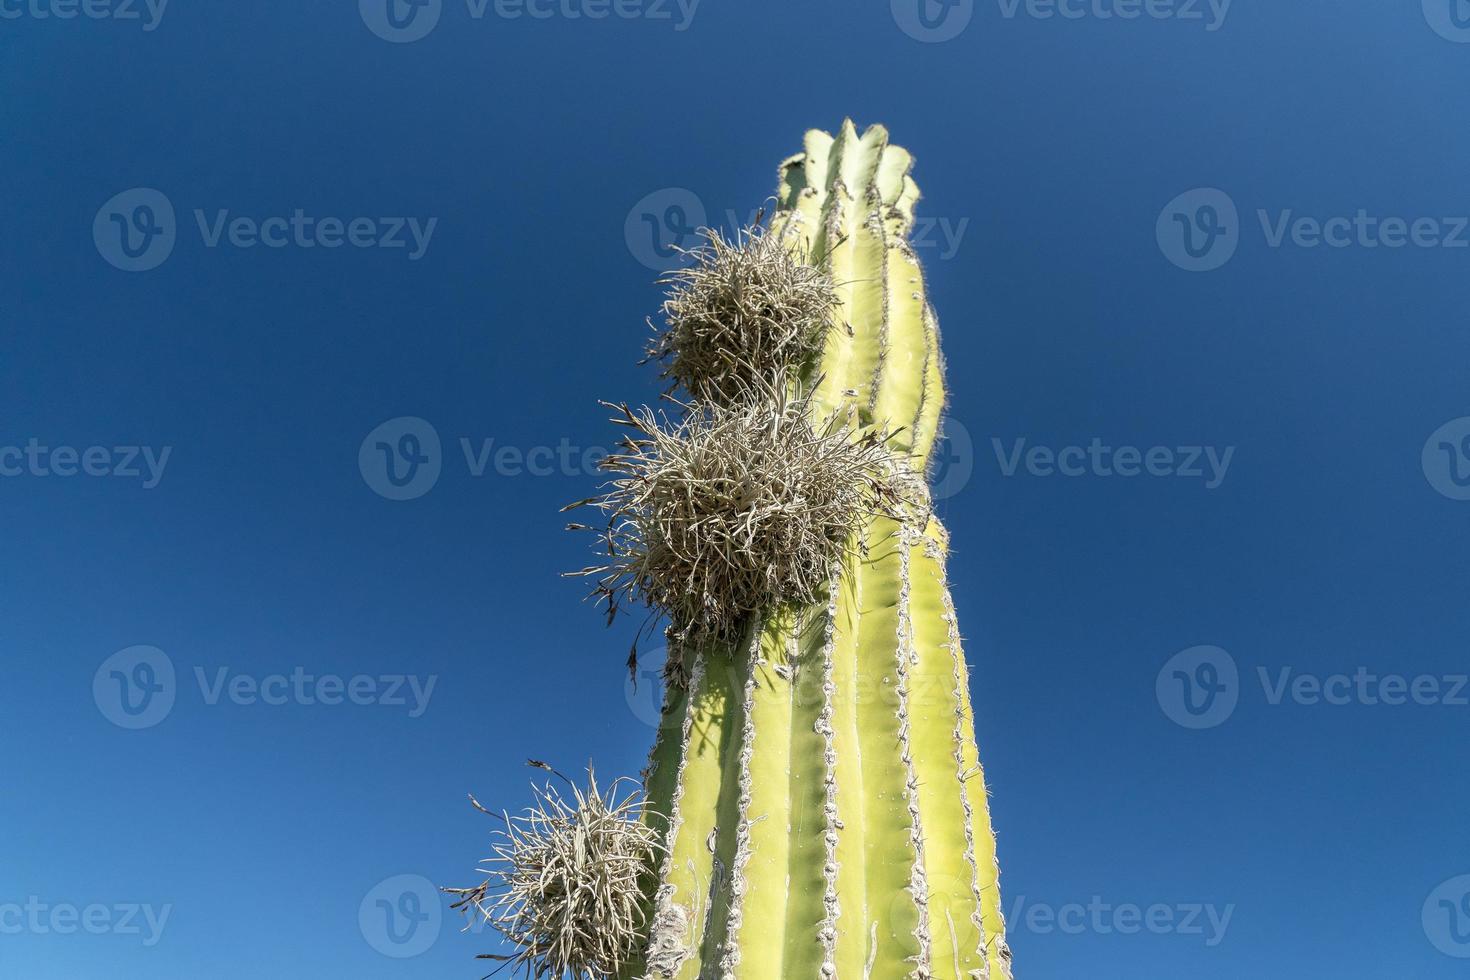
[632,121,1011,980]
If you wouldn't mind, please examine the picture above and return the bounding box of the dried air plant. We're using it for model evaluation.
[567,387,920,644]
[648,223,838,405]
[447,768,661,980]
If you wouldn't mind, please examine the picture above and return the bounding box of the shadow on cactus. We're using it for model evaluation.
[451,121,1012,980]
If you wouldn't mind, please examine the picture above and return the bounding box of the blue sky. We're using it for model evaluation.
[3,2,1470,977]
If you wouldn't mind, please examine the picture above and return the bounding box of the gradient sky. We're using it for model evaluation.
[4,2,1470,978]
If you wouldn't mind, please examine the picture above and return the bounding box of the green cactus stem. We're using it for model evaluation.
[629,122,1012,980]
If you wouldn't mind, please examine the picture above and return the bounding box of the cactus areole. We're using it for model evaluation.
[574,122,1011,980]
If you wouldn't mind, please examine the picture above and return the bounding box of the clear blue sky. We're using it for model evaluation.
[4,2,1469,978]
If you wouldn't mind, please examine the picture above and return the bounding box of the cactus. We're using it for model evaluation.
[621,122,1013,980]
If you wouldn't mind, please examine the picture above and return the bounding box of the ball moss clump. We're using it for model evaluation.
[570,393,918,643]
[448,771,660,980]
[649,224,838,405]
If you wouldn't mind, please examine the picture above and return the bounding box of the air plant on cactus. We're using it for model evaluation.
[455,121,1011,980]
[647,224,837,405]
[568,390,919,645]
[448,768,663,979]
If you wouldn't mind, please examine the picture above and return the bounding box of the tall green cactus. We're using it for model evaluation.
[631,122,1012,980]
